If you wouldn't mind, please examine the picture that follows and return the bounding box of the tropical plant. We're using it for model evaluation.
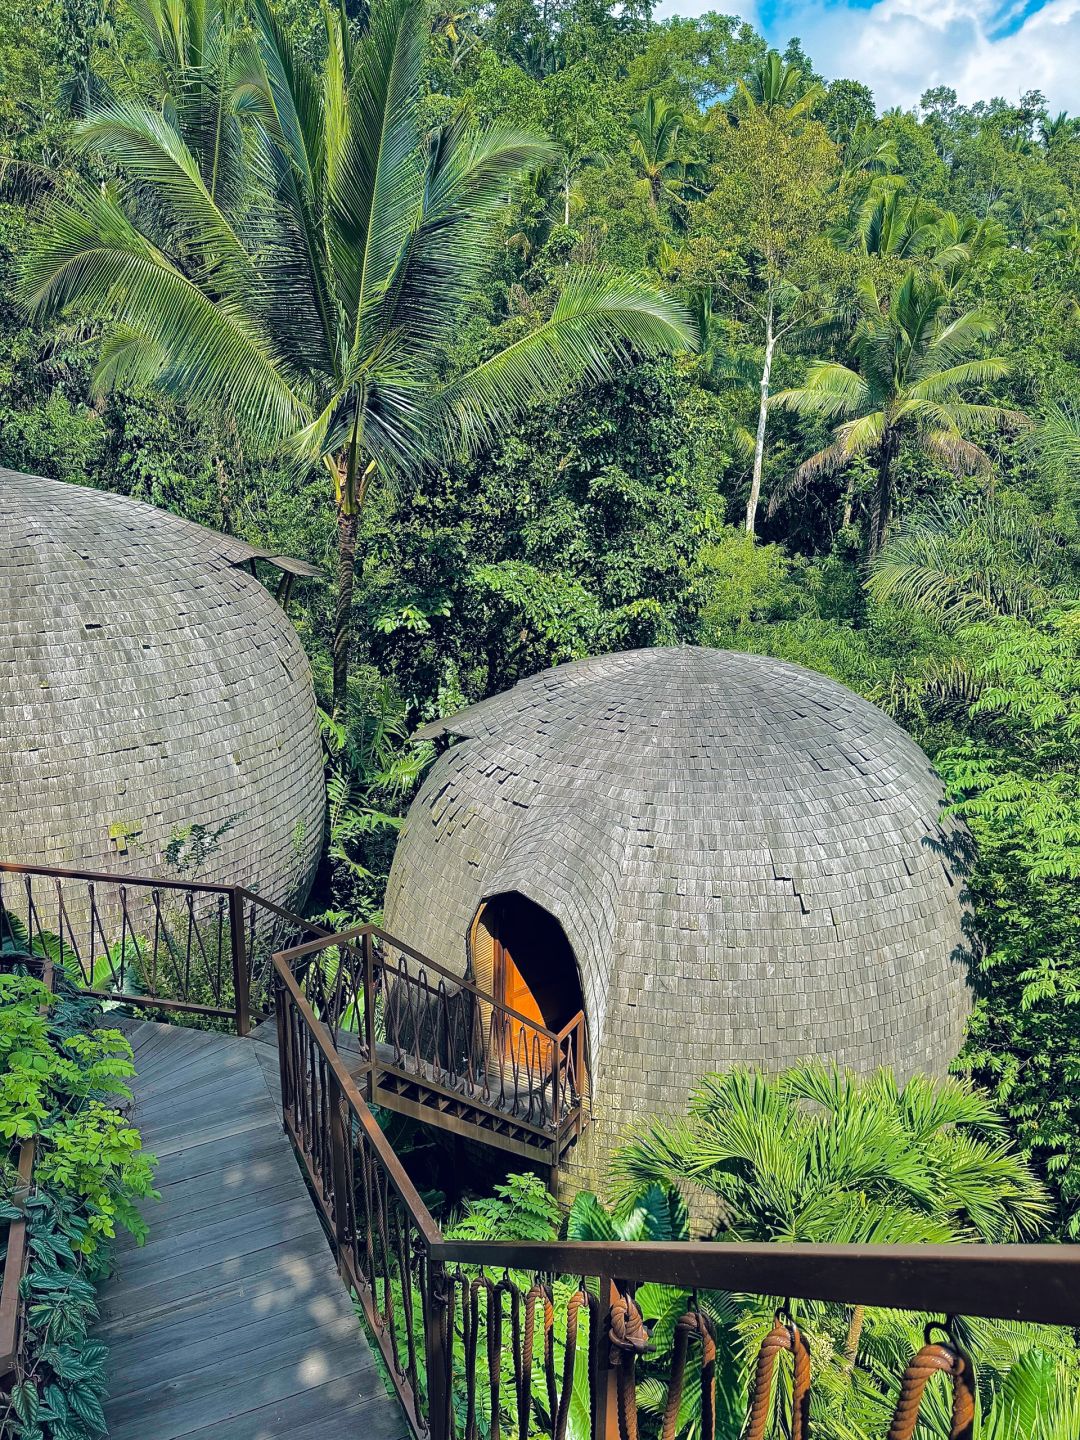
[846,184,940,258]
[773,273,1025,552]
[942,608,1080,1235]
[737,52,823,119]
[628,96,691,211]
[0,967,157,1439]
[931,212,1007,290]
[839,116,898,179]
[125,0,246,207]
[609,1061,1050,1243]
[23,0,694,711]
[868,494,1066,625]
[1035,400,1080,502]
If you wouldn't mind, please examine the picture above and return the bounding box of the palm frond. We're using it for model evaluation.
[868,494,1063,626]
[74,99,252,280]
[922,429,993,475]
[348,0,428,341]
[374,122,555,361]
[907,358,1012,401]
[772,363,868,420]
[23,184,305,436]
[433,270,696,456]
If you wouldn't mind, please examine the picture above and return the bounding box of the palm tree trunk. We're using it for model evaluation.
[332,507,359,714]
[841,471,856,528]
[842,1304,865,1368]
[745,303,775,535]
[869,431,896,555]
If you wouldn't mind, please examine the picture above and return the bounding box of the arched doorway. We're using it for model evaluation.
[470,892,586,1065]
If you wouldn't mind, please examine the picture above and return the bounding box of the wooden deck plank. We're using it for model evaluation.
[108,1274,358,1381]
[133,1044,258,1098]
[146,1177,300,1241]
[95,1023,406,1440]
[104,1324,380,1440]
[95,1228,332,1330]
[148,1105,288,1159]
[119,1376,407,1440]
[127,1117,284,1185]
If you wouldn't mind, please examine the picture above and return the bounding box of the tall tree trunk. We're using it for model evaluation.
[332,507,359,714]
[869,431,896,555]
[564,169,571,226]
[215,454,232,535]
[841,470,856,528]
[745,302,775,535]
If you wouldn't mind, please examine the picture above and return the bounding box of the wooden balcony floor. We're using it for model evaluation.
[94,1018,410,1440]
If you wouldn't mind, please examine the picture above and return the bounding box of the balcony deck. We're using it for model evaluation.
[95,1019,409,1440]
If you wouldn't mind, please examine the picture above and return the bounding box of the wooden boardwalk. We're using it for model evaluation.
[95,1019,411,1440]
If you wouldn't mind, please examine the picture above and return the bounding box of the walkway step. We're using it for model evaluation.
[96,1018,409,1440]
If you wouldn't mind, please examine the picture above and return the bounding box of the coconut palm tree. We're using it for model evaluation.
[737,51,823,119]
[771,273,1024,553]
[24,0,695,710]
[628,96,690,211]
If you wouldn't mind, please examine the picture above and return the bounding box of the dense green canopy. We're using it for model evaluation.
[1,0,1078,1247]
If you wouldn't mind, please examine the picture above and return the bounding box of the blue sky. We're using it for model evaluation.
[654,0,1080,112]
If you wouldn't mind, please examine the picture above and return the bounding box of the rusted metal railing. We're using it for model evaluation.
[272,942,1080,1440]
[0,862,327,1034]
[278,926,588,1180]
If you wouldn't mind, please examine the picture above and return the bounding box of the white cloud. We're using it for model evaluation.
[654,0,1080,112]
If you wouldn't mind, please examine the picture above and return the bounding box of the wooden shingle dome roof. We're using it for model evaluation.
[385,646,972,1185]
[0,470,324,904]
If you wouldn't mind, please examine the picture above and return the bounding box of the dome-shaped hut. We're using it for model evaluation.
[384,646,972,1188]
[0,470,324,905]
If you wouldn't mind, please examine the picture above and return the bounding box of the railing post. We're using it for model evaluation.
[424,1254,450,1440]
[594,1274,620,1440]
[274,966,291,1126]
[327,1069,352,1279]
[363,931,377,1102]
[229,886,251,1036]
[548,1026,562,1196]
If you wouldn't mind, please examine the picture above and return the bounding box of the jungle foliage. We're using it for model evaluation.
[0,948,157,1439]
[0,0,1078,1240]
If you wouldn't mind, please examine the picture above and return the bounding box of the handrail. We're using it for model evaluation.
[554,1009,586,1044]
[280,922,569,1043]
[434,1239,1080,1326]
[0,859,236,895]
[0,862,326,1034]
[274,947,443,1244]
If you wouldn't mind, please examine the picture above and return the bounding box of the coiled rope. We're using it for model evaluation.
[660,1309,716,1440]
[607,1289,651,1440]
[886,1325,975,1440]
[745,1313,811,1440]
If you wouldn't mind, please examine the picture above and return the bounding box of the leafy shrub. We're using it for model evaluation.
[0,964,158,1438]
